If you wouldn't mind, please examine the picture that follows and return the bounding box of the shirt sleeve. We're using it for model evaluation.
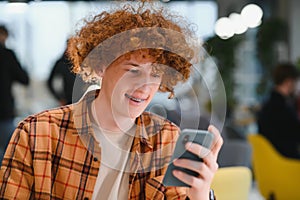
[145,175,188,200]
[0,121,34,199]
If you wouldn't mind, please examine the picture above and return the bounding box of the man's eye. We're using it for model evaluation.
[129,68,139,74]
[151,73,161,78]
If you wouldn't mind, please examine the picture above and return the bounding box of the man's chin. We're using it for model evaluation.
[128,107,148,118]
[129,111,144,119]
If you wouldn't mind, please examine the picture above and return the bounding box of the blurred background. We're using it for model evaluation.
[1,0,300,199]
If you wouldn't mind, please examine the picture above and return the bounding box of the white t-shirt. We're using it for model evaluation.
[91,124,134,200]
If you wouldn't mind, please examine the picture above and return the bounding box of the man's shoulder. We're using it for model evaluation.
[0,46,16,57]
[141,111,180,138]
[20,105,74,126]
[142,111,178,127]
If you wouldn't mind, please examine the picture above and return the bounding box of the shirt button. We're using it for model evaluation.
[93,157,98,162]
[141,138,147,144]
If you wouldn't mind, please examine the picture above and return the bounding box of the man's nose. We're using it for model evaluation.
[136,80,152,93]
[135,74,155,92]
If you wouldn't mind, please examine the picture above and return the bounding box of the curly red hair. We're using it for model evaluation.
[67,1,198,98]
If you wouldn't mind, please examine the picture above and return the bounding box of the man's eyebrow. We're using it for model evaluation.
[124,62,141,67]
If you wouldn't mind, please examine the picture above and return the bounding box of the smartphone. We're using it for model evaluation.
[162,129,214,187]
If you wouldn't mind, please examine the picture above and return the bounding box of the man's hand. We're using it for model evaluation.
[172,125,223,200]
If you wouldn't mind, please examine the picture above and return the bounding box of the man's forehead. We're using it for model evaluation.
[117,50,156,64]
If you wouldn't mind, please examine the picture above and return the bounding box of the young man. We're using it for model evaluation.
[0,2,223,199]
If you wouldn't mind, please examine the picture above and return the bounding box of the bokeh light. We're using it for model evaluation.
[214,17,234,39]
[229,13,248,34]
[241,4,263,28]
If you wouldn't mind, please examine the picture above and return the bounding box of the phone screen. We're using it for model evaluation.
[162,129,214,187]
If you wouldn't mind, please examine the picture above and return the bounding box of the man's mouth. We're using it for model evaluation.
[125,93,146,103]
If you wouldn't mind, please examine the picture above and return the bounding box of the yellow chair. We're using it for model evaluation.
[248,134,300,200]
[211,166,252,200]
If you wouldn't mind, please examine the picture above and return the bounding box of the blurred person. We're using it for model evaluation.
[0,25,29,164]
[257,62,300,159]
[47,42,88,105]
[0,2,222,200]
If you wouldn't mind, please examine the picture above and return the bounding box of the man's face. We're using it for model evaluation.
[101,51,163,119]
[0,33,7,46]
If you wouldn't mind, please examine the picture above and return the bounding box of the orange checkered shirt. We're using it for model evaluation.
[0,90,188,199]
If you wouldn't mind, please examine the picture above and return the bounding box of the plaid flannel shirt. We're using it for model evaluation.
[0,90,188,199]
